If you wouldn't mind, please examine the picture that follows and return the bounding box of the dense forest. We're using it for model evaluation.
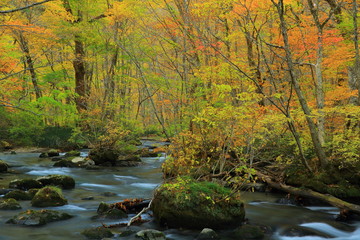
[1,0,360,225]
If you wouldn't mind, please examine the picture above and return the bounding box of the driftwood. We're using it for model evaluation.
[256,171,360,216]
[127,199,153,227]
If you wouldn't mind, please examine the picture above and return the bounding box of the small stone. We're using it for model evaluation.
[197,228,219,240]
[81,227,114,239]
[0,160,9,172]
[135,229,166,240]
[233,225,265,239]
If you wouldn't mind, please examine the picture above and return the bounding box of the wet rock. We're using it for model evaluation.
[71,157,95,167]
[39,152,49,158]
[6,209,73,226]
[82,196,94,200]
[81,227,114,239]
[89,148,118,166]
[53,159,77,167]
[138,149,159,158]
[0,188,12,195]
[48,149,60,157]
[4,190,32,200]
[0,198,22,210]
[31,186,67,207]
[39,149,60,158]
[89,147,142,167]
[36,175,75,189]
[152,177,245,229]
[0,160,9,172]
[10,150,16,155]
[28,188,39,198]
[9,179,43,190]
[96,202,127,219]
[233,225,265,239]
[102,192,117,197]
[65,150,81,157]
[135,229,166,240]
[196,228,220,240]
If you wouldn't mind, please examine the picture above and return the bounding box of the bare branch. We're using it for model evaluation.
[0,0,53,14]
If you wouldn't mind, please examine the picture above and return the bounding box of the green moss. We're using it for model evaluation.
[31,186,67,207]
[285,164,360,198]
[152,176,245,229]
[0,198,21,210]
[4,190,32,200]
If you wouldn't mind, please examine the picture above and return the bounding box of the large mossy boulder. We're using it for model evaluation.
[89,147,119,166]
[0,160,9,172]
[89,147,142,167]
[9,179,43,190]
[36,175,75,189]
[151,177,245,229]
[31,186,67,207]
[6,209,73,226]
[0,198,22,210]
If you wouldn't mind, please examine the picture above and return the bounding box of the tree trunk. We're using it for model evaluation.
[18,33,42,99]
[353,0,360,106]
[73,37,88,112]
[274,0,328,168]
[307,0,326,146]
[257,171,360,215]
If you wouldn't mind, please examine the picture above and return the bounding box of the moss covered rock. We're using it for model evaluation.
[36,175,75,189]
[31,186,67,207]
[81,227,114,239]
[152,177,245,229]
[95,202,127,219]
[135,229,166,240]
[0,160,9,172]
[6,209,73,226]
[0,198,22,210]
[9,179,43,190]
[196,228,220,240]
[65,150,81,157]
[4,190,32,200]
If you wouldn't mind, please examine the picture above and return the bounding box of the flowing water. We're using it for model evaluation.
[1,142,360,239]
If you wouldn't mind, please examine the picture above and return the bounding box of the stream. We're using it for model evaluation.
[1,141,360,240]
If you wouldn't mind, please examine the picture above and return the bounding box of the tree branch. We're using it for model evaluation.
[0,0,53,14]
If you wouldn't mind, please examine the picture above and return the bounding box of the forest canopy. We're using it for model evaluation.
[0,0,359,178]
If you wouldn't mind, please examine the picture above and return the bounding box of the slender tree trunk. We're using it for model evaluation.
[18,33,42,99]
[273,0,328,168]
[353,0,360,106]
[307,0,326,145]
[73,36,88,112]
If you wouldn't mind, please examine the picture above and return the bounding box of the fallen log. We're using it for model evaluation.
[256,171,360,216]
